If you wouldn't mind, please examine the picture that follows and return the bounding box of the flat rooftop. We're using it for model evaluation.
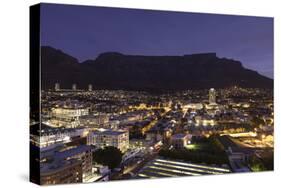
[171,133,187,139]
[91,129,127,136]
[136,158,230,179]
[30,123,85,136]
[56,145,92,159]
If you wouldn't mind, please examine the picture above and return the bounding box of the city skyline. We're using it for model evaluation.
[30,3,274,185]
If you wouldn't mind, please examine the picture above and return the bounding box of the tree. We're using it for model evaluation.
[92,146,123,169]
[249,156,266,172]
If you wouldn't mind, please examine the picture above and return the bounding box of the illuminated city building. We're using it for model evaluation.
[55,83,60,91]
[52,107,89,118]
[50,104,89,128]
[87,129,129,152]
[145,120,174,143]
[209,88,216,104]
[110,111,148,125]
[170,133,191,149]
[88,84,93,91]
[72,84,77,91]
[80,113,110,127]
[30,123,88,149]
[194,115,216,126]
[129,139,150,150]
[40,159,82,185]
[183,103,203,110]
[55,145,93,179]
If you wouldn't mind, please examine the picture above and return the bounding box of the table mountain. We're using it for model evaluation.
[41,46,273,91]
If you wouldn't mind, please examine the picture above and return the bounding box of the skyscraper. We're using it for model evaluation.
[209,88,216,104]
[55,83,60,91]
[88,84,92,91]
[72,84,77,91]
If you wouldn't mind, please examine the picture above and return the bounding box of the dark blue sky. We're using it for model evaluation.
[40,3,273,78]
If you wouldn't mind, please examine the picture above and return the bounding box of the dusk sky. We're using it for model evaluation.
[40,3,273,78]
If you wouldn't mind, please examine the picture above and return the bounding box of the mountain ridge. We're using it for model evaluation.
[41,46,273,91]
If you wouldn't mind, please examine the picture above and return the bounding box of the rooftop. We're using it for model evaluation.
[136,158,230,179]
[91,129,127,136]
[56,145,92,159]
[171,133,187,139]
[30,123,85,136]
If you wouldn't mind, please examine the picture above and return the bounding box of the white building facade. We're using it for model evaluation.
[87,129,129,152]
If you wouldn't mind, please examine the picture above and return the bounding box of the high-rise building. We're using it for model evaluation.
[72,84,77,91]
[209,88,216,104]
[55,83,60,91]
[88,84,92,91]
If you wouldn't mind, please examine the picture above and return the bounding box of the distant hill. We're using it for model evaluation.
[41,46,273,91]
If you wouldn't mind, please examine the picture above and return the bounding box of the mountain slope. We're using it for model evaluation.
[40,46,273,91]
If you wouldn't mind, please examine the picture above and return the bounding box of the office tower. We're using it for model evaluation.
[55,83,60,91]
[88,84,92,91]
[72,84,77,91]
[209,88,216,104]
